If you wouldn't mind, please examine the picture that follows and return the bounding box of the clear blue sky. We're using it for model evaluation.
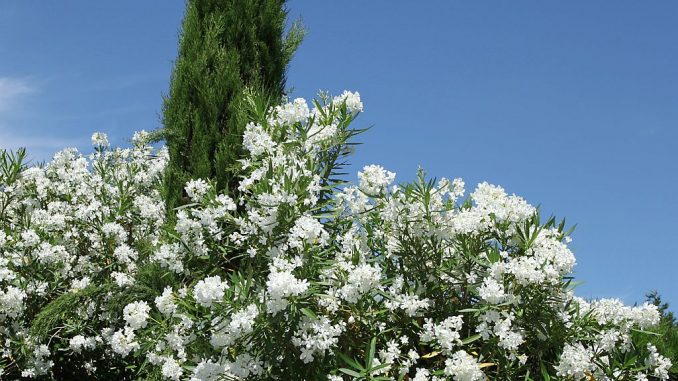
[1,1,676,310]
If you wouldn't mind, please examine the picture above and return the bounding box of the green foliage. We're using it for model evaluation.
[633,291,678,379]
[0,148,26,222]
[0,147,26,186]
[107,263,179,317]
[28,284,133,379]
[27,265,178,380]
[30,284,110,342]
[29,251,163,340]
[162,0,304,218]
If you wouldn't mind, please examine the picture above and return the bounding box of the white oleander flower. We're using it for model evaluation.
[266,268,309,315]
[288,215,329,249]
[444,350,485,381]
[274,97,310,125]
[333,90,363,114]
[185,179,210,202]
[123,301,150,330]
[555,343,595,380]
[477,277,506,304]
[69,335,96,353]
[193,275,228,308]
[243,123,277,157]
[110,328,140,357]
[155,286,177,316]
[421,316,464,354]
[91,132,109,147]
[358,164,395,195]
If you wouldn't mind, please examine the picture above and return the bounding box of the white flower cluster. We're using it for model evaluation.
[421,316,464,354]
[68,335,97,354]
[333,90,363,115]
[274,97,310,125]
[110,328,140,357]
[292,316,345,363]
[155,286,177,316]
[123,301,151,330]
[477,277,506,304]
[337,263,382,303]
[0,286,26,320]
[193,276,228,308]
[91,132,110,147]
[266,267,309,315]
[0,93,672,381]
[288,215,329,249]
[211,304,258,349]
[582,298,661,329]
[646,344,672,380]
[243,122,277,157]
[476,311,524,352]
[358,164,396,195]
[554,343,595,380]
[0,134,167,377]
[444,350,485,381]
[185,179,211,202]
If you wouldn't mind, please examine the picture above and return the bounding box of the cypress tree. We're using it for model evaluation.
[163,0,303,214]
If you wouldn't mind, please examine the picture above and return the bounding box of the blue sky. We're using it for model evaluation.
[1,1,676,309]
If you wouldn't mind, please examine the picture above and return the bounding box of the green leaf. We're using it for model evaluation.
[631,328,662,336]
[366,336,377,369]
[462,334,482,345]
[338,368,363,378]
[540,361,552,381]
[338,351,365,372]
[300,308,317,320]
[487,247,501,263]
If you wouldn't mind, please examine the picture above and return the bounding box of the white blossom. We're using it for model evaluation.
[555,343,595,380]
[155,286,177,316]
[123,301,151,330]
[292,316,345,363]
[358,164,395,195]
[91,132,109,147]
[110,328,140,357]
[185,179,210,202]
[444,350,485,381]
[193,275,228,308]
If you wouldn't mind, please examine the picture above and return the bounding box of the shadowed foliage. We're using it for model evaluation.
[162,0,304,219]
[633,291,678,380]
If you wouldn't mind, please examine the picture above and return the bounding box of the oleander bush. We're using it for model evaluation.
[633,292,678,379]
[0,92,673,380]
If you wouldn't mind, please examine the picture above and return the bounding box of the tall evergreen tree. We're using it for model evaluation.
[162,0,303,214]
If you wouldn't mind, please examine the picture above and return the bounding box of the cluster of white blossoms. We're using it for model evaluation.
[123,301,151,330]
[193,276,229,308]
[0,93,673,380]
[292,316,346,364]
[210,304,258,349]
[444,350,485,381]
[358,164,396,195]
[68,335,97,354]
[0,130,167,377]
[90,131,110,147]
[265,264,310,315]
[420,316,464,354]
[184,179,211,202]
[110,328,140,357]
[554,343,596,379]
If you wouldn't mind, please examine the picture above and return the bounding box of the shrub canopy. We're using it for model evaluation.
[0,94,673,380]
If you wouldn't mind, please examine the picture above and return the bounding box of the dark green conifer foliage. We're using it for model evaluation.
[163,0,303,214]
